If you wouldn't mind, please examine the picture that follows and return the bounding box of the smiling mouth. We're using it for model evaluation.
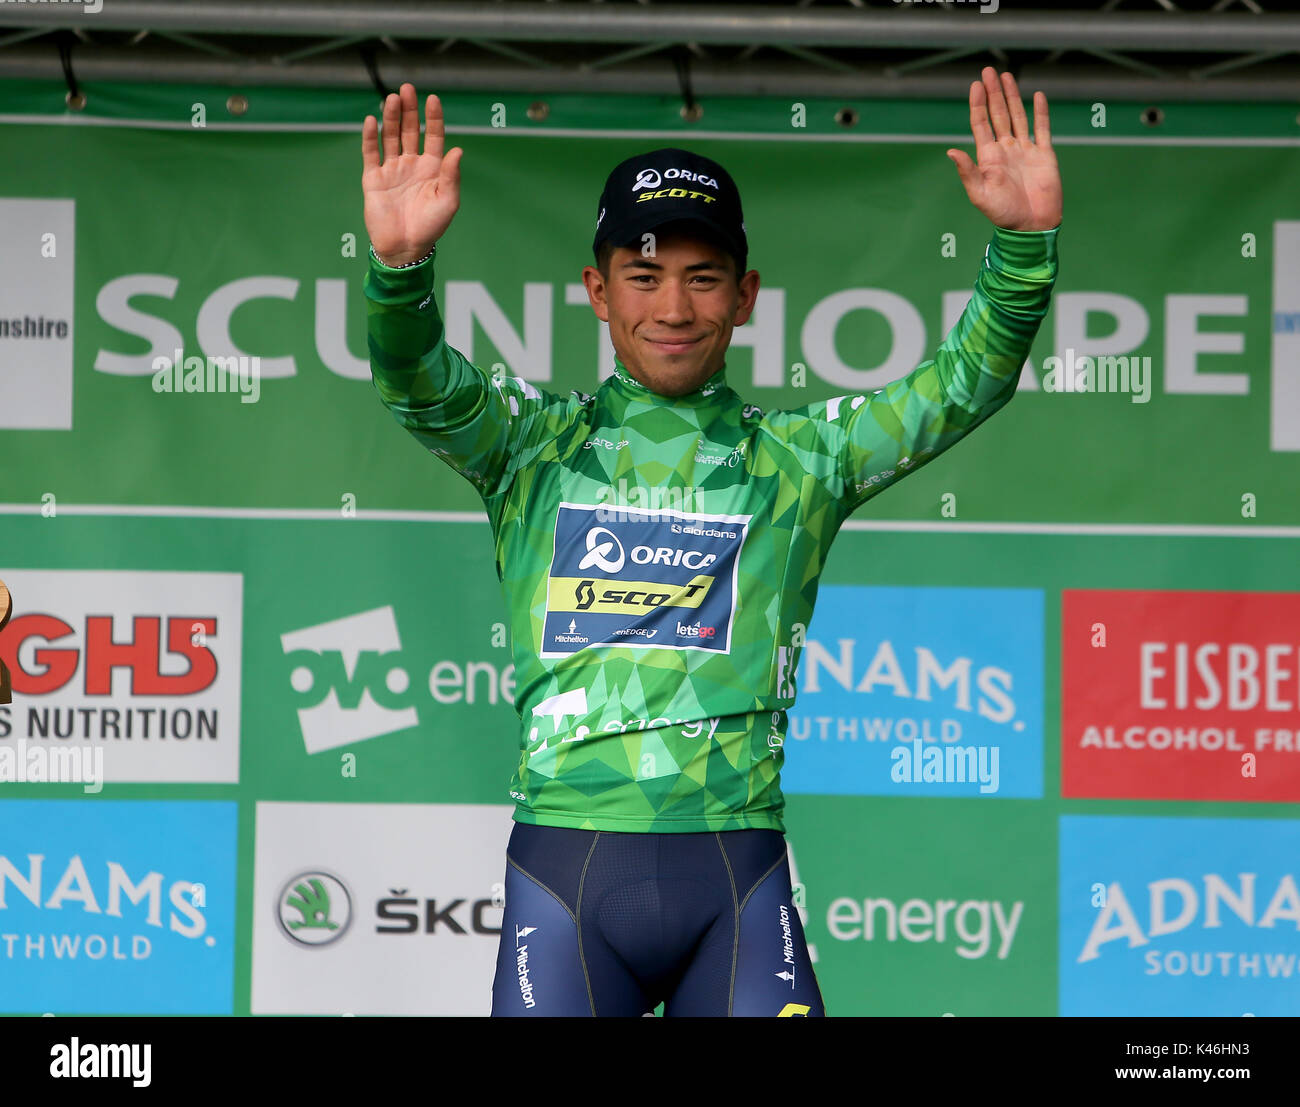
[645,336,702,352]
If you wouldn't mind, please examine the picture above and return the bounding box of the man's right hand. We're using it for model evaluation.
[362,83,463,267]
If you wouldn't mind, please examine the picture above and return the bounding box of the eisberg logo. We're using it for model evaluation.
[632,167,719,191]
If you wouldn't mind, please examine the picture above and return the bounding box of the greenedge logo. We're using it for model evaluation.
[276,870,353,947]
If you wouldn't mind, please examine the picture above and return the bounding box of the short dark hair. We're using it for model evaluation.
[596,221,746,281]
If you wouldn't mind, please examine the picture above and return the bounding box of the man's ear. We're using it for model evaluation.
[581,265,610,323]
[733,269,761,326]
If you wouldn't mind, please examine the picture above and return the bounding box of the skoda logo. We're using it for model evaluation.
[277,870,352,947]
[633,168,662,191]
[578,527,625,573]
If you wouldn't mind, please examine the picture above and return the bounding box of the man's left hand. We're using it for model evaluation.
[947,67,1063,232]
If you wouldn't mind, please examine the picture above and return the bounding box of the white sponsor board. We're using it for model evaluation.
[0,569,242,783]
[251,801,514,1016]
[0,199,75,429]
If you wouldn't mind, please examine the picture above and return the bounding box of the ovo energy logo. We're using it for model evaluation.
[281,607,417,754]
[279,606,516,754]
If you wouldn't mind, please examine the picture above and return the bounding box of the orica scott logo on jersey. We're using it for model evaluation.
[541,503,749,657]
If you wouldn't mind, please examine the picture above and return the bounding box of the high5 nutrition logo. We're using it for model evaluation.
[0,570,242,784]
[541,503,749,657]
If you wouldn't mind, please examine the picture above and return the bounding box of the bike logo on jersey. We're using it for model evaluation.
[542,503,749,656]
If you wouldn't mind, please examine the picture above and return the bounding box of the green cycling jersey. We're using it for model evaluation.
[365,225,1059,831]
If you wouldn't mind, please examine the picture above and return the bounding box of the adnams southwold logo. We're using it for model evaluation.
[781,584,1043,798]
[0,799,237,1015]
[1061,815,1300,1017]
[280,606,515,754]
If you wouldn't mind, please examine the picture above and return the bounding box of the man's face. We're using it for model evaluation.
[582,229,760,398]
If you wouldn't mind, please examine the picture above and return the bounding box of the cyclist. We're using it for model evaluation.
[361,69,1061,1016]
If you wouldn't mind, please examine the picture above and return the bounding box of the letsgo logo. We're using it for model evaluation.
[280,606,514,754]
[542,504,748,657]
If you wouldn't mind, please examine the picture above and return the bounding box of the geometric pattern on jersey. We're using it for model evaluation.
[365,226,1060,832]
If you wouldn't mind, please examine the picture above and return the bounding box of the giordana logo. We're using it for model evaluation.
[276,870,352,947]
[632,167,719,191]
[279,606,516,754]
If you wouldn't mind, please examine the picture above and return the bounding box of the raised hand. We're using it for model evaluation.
[947,67,1062,233]
[362,83,464,266]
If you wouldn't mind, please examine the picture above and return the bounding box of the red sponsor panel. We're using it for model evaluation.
[1062,589,1300,801]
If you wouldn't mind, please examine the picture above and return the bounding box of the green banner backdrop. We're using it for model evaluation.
[0,82,1297,1018]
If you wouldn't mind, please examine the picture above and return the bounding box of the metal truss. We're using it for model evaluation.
[0,0,1297,105]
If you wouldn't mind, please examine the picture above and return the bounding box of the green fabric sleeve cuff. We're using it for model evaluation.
[988,224,1059,269]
